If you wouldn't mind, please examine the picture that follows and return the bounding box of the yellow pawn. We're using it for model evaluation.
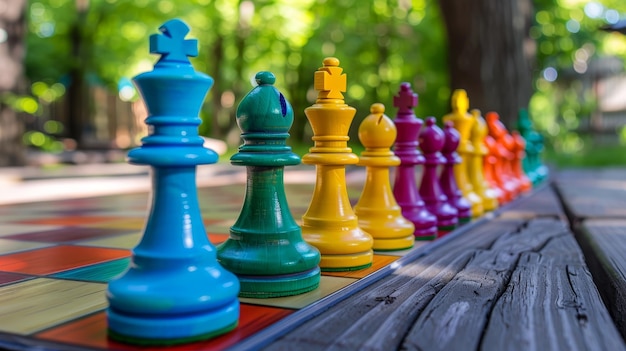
[354,103,415,251]
[442,89,483,218]
[469,109,499,212]
[301,57,374,271]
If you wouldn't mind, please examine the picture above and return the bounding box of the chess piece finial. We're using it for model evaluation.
[355,103,415,251]
[440,121,472,224]
[150,19,198,67]
[218,71,321,298]
[107,19,239,345]
[359,103,396,155]
[314,57,347,102]
[232,71,296,160]
[392,83,437,240]
[419,117,458,236]
[393,82,418,115]
[302,57,373,271]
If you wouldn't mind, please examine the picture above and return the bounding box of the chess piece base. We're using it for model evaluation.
[481,188,500,212]
[318,250,374,271]
[373,236,414,251]
[237,268,321,298]
[107,300,239,345]
[458,216,471,224]
[465,191,484,217]
[438,224,458,237]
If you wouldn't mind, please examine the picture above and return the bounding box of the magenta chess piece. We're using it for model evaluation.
[391,83,437,241]
[439,121,472,224]
[419,117,458,236]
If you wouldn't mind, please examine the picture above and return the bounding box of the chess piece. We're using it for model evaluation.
[502,132,521,196]
[419,117,458,236]
[107,19,239,345]
[439,121,472,224]
[217,71,321,298]
[517,108,548,184]
[391,83,437,241]
[469,109,499,211]
[512,131,532,193]
[442,89,484,218]
[484,133,507,205]
[486,111,518,203]
[301,57,374,271]
[355,103,415,251]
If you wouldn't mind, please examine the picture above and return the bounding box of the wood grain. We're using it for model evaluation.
[398,217,564,351]
[263,219,525,351]
[482,234,625,351]
[576,219,626,341]
[501,186,565,219]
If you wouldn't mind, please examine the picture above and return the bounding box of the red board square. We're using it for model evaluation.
[0,245,130,275]
[37,304,293,350]
[3,227,131,243]
[17,216,121,226]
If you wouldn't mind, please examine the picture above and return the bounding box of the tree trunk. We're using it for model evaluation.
[438,0,535,129]
[0,0,27,166]
[66,5,89,148]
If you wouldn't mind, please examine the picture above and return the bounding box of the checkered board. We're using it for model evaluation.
[0,177,437,351]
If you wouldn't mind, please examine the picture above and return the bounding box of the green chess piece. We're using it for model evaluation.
[517,108,548,184]
[217,71,321,298]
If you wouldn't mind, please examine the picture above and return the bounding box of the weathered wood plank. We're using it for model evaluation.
[400,218,570,351]
[501,186,565,220]
[576,219,626,341]
[263,220,525,351]
[401,248,518,351]
[482,234,625,351]
[554,169,626,220]
[490,218,569,253]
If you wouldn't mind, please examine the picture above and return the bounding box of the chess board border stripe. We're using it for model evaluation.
[230,183,547,351]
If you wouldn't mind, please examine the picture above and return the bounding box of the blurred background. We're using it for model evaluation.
[1,0,625,169]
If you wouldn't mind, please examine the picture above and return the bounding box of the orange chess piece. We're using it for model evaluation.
[512,131,532,193]
[486,112,517,203]
[483,134,506,204]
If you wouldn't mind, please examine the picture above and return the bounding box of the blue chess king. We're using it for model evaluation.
[106,19,240,345]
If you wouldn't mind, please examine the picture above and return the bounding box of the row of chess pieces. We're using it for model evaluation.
[382,85,550,242]
[104,19,549,346]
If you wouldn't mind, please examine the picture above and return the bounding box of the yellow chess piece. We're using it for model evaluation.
[301,57,374,271]
[469,109,499,211]
[354,103,415,251]
[442,89,484,218]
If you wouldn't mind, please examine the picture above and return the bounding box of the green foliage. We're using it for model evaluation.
[530,0,626,161]
[24,0,448,152]
[23,0,626,168]
[545,141,626,167]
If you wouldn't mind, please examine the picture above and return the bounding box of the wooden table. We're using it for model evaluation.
[1,167,625,351]
[262,169,626,351]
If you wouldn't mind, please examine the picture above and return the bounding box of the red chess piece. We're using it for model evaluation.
[486,112,518,202]
[501,132,521,197]
[512,131,532,193]
[483,135,506,205]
